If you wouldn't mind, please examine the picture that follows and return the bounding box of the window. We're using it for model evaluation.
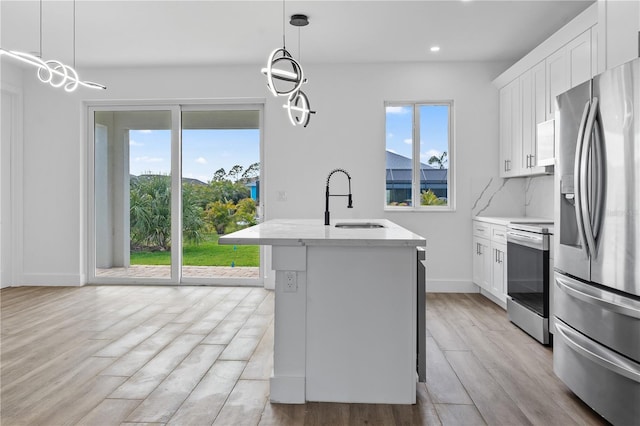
[385,102,453,210]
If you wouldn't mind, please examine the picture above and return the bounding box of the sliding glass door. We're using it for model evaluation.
[181,108,261,284]
[88,103,262,285]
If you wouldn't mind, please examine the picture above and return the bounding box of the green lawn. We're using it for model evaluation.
[130,233,259,267]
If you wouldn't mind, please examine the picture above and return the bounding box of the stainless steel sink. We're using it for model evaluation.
[334,222,385,229]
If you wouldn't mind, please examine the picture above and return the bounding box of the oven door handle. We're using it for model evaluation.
[506,231,545,250]
[555,274,640,319]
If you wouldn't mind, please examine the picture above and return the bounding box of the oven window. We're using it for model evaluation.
[507,242,550,317]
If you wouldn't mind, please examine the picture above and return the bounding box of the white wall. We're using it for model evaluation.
[15,60,509,288]
[20,72,86,285]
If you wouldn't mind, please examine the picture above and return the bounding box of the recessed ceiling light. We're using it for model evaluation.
[430,46,440,52]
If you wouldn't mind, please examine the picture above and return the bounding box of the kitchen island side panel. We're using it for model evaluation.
[305,245,417,404]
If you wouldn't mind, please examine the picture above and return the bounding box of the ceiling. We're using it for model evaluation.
[1,0,595,69]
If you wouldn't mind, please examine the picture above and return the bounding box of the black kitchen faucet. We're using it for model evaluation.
[325,169,353,226]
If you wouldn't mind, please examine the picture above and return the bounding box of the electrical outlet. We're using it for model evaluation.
[284,271,297,292]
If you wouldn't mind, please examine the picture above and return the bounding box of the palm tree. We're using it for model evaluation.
[428,151,448,169]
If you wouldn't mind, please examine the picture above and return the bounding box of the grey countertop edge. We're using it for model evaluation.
[219,237,426,247]
[473,216,554,226]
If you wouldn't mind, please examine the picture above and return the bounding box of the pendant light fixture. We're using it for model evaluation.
[283,14,315,127]
[0,0,106,91]
[261,1,315,127]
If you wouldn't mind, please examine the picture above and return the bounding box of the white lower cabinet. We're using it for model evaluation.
[472,220,508,306]
[491,241,507,299]
[473,235,491,291]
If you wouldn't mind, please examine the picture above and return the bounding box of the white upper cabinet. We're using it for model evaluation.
[600,0,640,71]
[546,47,569,120]
[499,79,521,177]
[546,30,592,120]
[521,61,547,174]
[494,3,598,178]
[567,30,593,87]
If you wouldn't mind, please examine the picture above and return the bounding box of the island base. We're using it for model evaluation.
[270,244,418,404]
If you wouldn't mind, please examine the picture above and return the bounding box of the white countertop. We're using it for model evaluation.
[473,216,554,226]
[219,219,426,247]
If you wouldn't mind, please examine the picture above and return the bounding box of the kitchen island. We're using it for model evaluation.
[219,219,426,404]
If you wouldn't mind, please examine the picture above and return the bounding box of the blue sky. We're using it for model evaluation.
[129,129,260,183]
[385,104,449,167]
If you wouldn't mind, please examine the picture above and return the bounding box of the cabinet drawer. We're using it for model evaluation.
[491,225,507,243]
[473,221,490,238]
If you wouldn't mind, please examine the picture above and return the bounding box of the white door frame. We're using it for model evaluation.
[85,99,265,286]
[1,83,24,288]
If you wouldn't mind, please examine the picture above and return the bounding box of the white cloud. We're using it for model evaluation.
[386,106,410,114]
[421,149,442,160]
[138,129,153,134]
[134,156,163,163]
[195,157,207,164]
[387,132,394,138]
[129,140,143,146]
[403,138,412,145]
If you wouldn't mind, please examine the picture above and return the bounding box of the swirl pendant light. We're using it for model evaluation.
[261,1,315,127]
[0,0,106,92]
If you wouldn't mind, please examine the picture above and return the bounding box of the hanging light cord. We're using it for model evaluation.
[281,0,286,48]
[298,27,301,62]
[39,0,42,57]
[73,0,76,68]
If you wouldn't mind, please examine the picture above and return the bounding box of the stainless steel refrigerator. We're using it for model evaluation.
[554,57,640,425]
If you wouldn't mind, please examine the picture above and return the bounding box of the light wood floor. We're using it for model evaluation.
[0,286,607,426]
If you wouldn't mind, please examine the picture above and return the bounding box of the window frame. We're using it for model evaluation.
[384,100,455,212]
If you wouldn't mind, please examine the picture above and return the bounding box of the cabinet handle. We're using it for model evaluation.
[530,154,535,168]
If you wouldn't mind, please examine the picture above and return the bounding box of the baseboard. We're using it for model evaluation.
[426,279,479,293]
[480,288,507,310]
[19,273,84,287]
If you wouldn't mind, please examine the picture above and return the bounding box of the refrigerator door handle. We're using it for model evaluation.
[591,115,605,247]
[555,273,640,319]
[580,97,599,259]
[574,101,591,258]
[554,319,640,383]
